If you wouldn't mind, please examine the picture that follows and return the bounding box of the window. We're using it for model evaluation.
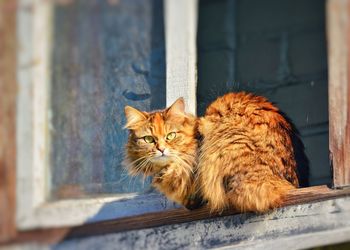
[49,0,166,199]
[0,0,350,245]
[13,0,198,231]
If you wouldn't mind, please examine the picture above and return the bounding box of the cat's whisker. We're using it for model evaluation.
[133,158,151,175]
[179,153,196,163]
[119,155,153,190]
[127,153,155,172]
[169,154,193,179]
[116,172,132,184]
[169,149,196,162]
[124,153,154,169]
[174,154,195,166]
[123,162,145,176]
[141,159,153,181]
[129,158,152,190]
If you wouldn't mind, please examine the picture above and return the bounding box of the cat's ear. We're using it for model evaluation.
[167,97,185,116]
[124,106,148,129]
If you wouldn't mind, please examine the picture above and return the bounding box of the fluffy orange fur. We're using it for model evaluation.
[124,98,200,209]
[197,92,299,213]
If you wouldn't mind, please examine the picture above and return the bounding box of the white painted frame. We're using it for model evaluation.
[17,0,53,230]
[165,0,198,114]
[16,0,198,230]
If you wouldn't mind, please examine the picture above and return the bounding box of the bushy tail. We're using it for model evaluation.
[228,176,295,213]
[203,175,228,213]
[196,154,228,213]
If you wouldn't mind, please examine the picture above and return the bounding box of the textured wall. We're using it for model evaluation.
[197,0,329,186]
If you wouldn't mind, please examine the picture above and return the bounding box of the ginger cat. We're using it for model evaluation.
[197,92,299,213]
[124,98,201,209]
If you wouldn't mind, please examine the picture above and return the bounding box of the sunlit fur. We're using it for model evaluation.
[124,98,199,208]
[197,92,299,213]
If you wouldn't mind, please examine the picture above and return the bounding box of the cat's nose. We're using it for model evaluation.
[156,146,165,154]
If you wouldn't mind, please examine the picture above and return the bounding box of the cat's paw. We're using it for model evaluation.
[184,196,207,210]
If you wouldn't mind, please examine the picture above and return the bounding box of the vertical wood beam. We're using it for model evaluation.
[164,0,198,114]
[16,0,52,228]
[0,0,17,242]
[327,0,350,188]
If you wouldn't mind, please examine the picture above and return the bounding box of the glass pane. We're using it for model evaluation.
[197,0,329,187]
[50,0,165,199]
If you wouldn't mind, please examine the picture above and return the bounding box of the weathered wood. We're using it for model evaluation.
[64,185,350,239]
[16,0,52,229]
[3,185,349,246]
[3,186,350,248]
[0,0,17,243]
[16,0,168,231]
[4,227,70,245]
[165,0,198,114]
[17,193,178,230]
[327,0,350,187]
[221,227,350,250]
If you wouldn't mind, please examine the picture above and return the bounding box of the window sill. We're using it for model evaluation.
[16,192,179,230]
[4,185,350,246]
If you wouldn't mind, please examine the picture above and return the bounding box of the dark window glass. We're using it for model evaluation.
[197,0,329,186]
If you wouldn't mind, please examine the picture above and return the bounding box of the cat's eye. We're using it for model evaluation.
[143,135,155,143]
[166,132,176,141]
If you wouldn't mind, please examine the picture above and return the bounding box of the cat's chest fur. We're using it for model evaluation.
[152,163,190,204]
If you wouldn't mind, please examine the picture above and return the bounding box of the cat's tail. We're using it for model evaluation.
[201,174,228,213]
[228,176,295,213]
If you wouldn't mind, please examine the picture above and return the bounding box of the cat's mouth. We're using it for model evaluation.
[151,155,170,165]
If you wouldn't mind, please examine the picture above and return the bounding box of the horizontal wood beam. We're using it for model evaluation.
[65,185,350,239]
[2,185,350,246]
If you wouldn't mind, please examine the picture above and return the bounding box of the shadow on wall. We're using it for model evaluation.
[282,111,310,187]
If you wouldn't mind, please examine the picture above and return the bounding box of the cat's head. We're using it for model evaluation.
[124,98,197,176]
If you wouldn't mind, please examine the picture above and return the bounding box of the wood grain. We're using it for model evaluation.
[65,185,350,239]
[3,185,348,246]
[165,0,198,114]
[0,0,17,243]
[16,0,53,229]
[327,0,350,188]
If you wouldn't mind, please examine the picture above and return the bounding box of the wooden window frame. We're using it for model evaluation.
[14,0,199,231]
[1,0,350,245]
[0,0,17,242]
[328,0,350,188]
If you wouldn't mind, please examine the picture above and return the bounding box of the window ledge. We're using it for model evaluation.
[4,185,350,247]
[4,186,350,249]
[16,193,179,230]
